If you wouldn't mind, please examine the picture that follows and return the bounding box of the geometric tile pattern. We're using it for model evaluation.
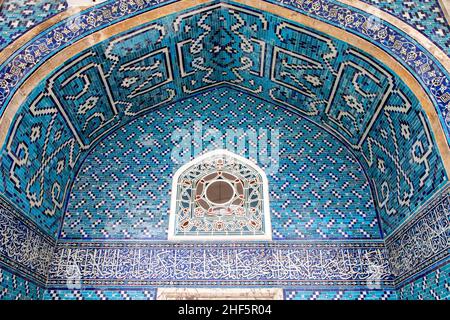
[2,2,445,239]
[284,289,397,300]
[0,0,67,50]
[44,288,156,300]
[267,0,450,142]
[1,1,449,146]
[397,262,450,300]
[62,88,381,240]
[0,266,44,300]
[361,0,450,51]
[2,177,445,299]
[0,0,448,301]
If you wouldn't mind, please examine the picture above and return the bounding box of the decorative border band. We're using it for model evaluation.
[0,196,56,286]
[386,184,450,286]
[47,240,393,288]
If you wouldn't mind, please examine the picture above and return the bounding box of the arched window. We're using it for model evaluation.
[169,149,271,240]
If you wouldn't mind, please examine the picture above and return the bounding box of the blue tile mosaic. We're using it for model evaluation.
[0,0,67,51]
[1,1,449,139]
[61,88,380,240]
[361,0,450,52]
[0,195,55,286]
[3,0,448,56]
[265,0,450,142]
[284,289,397,300]
[397,262,450,300]
[47,241,393,288]
[386,185,449,285]
[0,0,448,300]
[0,0,448,147]
[44,288,156,300]
[1,1,445,239]
[0,266,44,300]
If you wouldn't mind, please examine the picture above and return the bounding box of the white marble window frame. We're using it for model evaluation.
[168,149,272,241]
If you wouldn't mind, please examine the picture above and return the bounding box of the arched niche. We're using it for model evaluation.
[0,1,447,239]
[0,0,448,299]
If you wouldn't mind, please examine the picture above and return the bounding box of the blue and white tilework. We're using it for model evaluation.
[284,289,397,300]
[264,0,450,142]
[1,1,446,239]
[0,0,449,300]
[0,0,448,145]
[397,262,450,300]
[1,0,449,131]
[0,266,44,300]
[386,185,449,285]
[0,0,67,50]
[0,196,55,286]
[361,0,450,51]
[47,241,393,288]
[62,88,380,240]
[44,288,156,300]
[3,0,449,56]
